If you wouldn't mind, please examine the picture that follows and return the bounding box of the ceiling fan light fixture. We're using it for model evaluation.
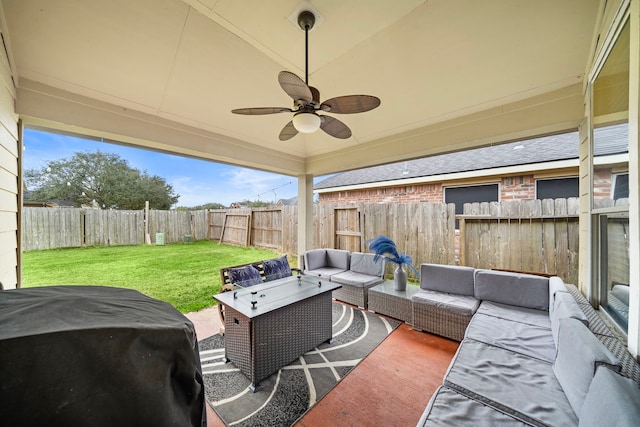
[292,112,321,133]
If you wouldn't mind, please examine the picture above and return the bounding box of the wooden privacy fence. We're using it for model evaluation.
[208,207,298,253]
[25,200,581,284]
[208,203,458,277]
[22,207,209,250]
[459,198,579,284]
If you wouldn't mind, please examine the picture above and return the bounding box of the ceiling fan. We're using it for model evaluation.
[231,11,381,140]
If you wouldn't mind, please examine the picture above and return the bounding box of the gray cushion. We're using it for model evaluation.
[420,264,475,296]
[303,249,327,271]
[579,367,640,427]
[326,249,350,269]
[262,255,291,281]
[331,270,383,288]
[553,318,620,417]
[419,386,529,426]
[477,300,551,329]
[412,290,480,316]
[227,265,263,287]
[465,313,556,362]
[444,338,577,426]
[305,267,347,279]
[350,252,384,276]
[549,276,569,313]
[474,269,549,310]
[551,292,589,348]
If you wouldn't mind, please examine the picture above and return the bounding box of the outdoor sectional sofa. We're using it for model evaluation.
[303,249,385,308]
[414,265,640,426]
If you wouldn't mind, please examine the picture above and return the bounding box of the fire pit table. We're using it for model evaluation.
[214,275,340,391]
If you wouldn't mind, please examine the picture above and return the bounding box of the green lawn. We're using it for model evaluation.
[22,241,292,313]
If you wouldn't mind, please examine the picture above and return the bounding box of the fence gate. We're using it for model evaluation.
[334,207,362,252]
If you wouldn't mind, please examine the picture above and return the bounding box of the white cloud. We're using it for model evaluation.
[171,171,296,207]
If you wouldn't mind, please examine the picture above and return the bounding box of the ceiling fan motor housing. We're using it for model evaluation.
[298,11,315,31]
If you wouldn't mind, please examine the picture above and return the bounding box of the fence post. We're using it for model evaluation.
[459,217,466,266]
[144,201,151,244]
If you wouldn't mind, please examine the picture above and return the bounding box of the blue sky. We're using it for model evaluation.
[23,128,306,208]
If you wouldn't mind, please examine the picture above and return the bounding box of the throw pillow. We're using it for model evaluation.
[263,255,291,281]
[227,265,263,287]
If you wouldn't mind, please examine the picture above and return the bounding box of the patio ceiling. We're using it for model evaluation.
[2,0,600,176]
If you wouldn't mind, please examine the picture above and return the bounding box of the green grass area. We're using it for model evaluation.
[22,241,292,313]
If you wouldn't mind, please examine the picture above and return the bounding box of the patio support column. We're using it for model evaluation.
[297,174,314,266]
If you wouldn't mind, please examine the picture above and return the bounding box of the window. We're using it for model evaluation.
[445,184,499,228]
[590,18,630,334]
[536,177,579,200]
[613,173,629,201]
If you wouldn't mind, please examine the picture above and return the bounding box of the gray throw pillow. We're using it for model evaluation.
[578,366,640,427]
[551,292,589,348]
[553,318,620,416]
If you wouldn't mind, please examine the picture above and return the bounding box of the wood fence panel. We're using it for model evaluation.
[281,206,297,255]
[23,207,207,250]
[251,209,282,250]
[220,211,251,247]
[460,198,579,282]
[334,207,361,252]
[208,210,227,240]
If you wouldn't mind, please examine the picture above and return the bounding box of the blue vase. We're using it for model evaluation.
[394,265,407,291]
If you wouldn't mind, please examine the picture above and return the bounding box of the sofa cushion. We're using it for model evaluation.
[553,318,620,417]
[550,292,589,348]
[227,265,263,287]
[444,338,577,426]
[350,252,384,276]
[418,386,529,426]
[420,264,475,296]
[465,313,556,362]
[326,249,350,269]
[304,249,327,271]
[305,267,348,279]
[262,255,291,281]
[578,366,640,427]
[412,290,480,316]
[331,270,383,288]
[474,270,549,310]
[549,276,570,314]
[477,301,551,329]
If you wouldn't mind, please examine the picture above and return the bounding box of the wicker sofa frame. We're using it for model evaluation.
[331,283,375,309]
[412,304,473,341]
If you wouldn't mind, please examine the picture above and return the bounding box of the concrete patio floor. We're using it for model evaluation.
[186,304,459,426]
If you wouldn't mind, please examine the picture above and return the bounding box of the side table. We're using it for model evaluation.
[368,280,420,324]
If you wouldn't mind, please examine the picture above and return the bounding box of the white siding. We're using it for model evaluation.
[0,5,19,290]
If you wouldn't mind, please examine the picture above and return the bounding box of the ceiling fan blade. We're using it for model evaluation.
[231,107,292,115]
[279,121,298,141]
[278,71,312,103]
[320,95,381,114]
[309,87,321,105]
[320,116,352,139]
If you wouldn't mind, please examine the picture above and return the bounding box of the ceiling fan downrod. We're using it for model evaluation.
[297,11,315,85]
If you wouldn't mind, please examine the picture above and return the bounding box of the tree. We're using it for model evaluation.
[177,202,226,210]
[24,151,179,209]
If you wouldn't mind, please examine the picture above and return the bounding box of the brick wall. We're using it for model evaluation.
[501,175,536,200]
[318,183,444,204]
[593,168,612,200]
[318,174,540,204]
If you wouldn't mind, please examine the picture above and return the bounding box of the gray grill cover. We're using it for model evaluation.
[0,286,205,427]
